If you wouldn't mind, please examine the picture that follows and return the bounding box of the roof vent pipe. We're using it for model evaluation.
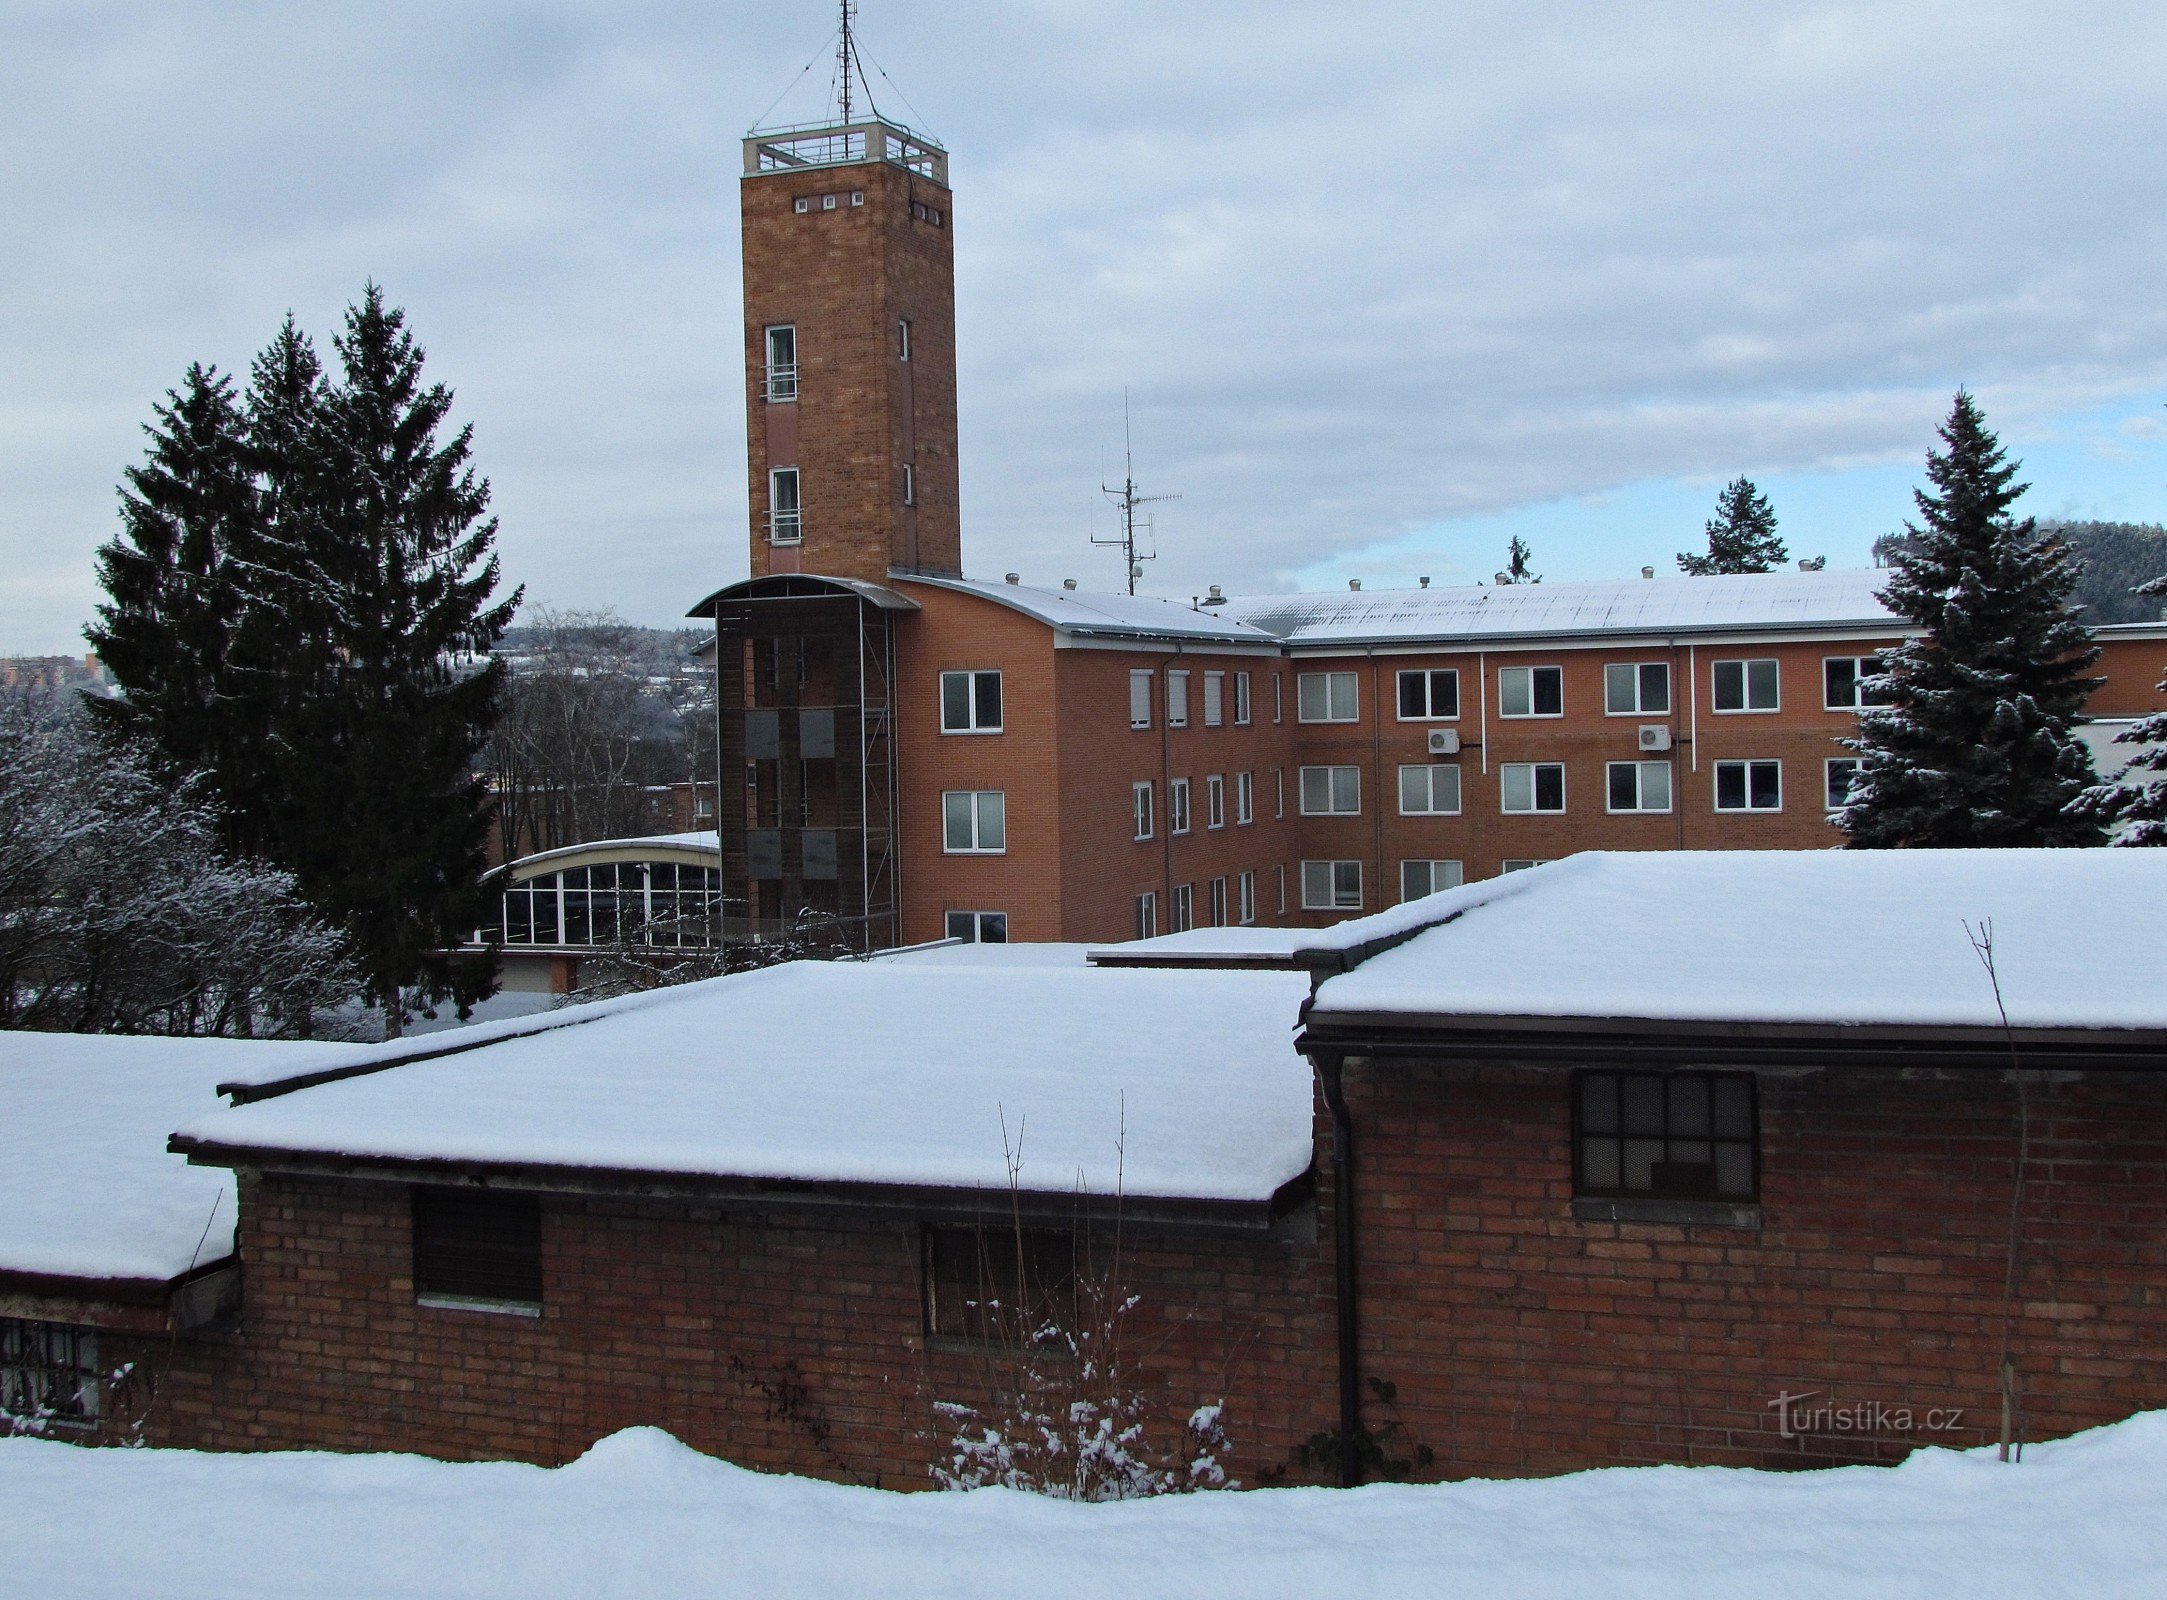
[1349,578,1362,591]
[1642,566,1654,579]
[1494,573,1510,586]
[1200,584,1226,607]
[1005,572,1021,585]
[1062,578,1078,591]
[1419,576,1431,588]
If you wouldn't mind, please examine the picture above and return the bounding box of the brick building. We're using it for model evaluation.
[691,113,2167,950]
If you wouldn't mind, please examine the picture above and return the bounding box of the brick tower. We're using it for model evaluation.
[741,118,961,581]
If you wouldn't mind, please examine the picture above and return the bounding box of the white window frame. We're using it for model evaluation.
[1205,774,1226,829]
[1207,876,1228,927]
[1399,859,1465,902]
[1235,770,1254,825]
[1712,658,1781,714]
[1275,863,1287,916]
[1603,662,1671,717]
[1823,655,1894,711]
[1274,768,1285,819]
[768,466,802,545]
[1172,883,1195,933]
[1301,859,1364,911]
[941,790,1007,853]
[1297,671,1359,724]
[898,318,912,363]
[1299,765,1362,816]
[1237,869,1256,925]
[1170,778,1192,835]
[1500,858,1546,873]
[1132,780,1155,841]
[901,462,915,506]
[1135,891,1157,940]
[1825,757,1862,811]
[1499,761,1566,814]
[944,910,1008,943]
[764,324,798,402]
[938,670,1002,734]
[1397,763,1463,816]
[1234,672,1252,725]
[1713,759,1783,812]
[1203,672,1224,727]
[1167,670,1190,729]
[1396,668,1461,722]
[1497,664,1564,719]
[1129,669,1153,730]
[1272,673,1284,724]
[1605,760,1673,814]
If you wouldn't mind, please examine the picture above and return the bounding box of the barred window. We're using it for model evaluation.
[1,1319,101,1429]
[1574,1072,1756,1202]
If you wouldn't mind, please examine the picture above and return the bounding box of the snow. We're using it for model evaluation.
[3,1411,2161,1598]
[175,961,1316,1204]
[0,1033,328,1282]
[1222,567,1899,646]
[873,940,1098,968]
[500,829,719,873]
[902,574,1280,644]
[1313,849,2167,1030]
[1088,927,1314,964]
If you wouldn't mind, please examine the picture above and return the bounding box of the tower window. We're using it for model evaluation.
[768,467,802,545]
[793,197,810,214]
[898,319,912,362]
[822,194,837,211]
[902,463,915,506]
[850,190,865,207]
[764,326,798,403]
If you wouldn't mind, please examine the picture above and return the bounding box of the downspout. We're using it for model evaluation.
[1316,1046,1362,1487]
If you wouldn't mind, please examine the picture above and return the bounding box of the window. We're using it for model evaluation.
[1167,670,1190,728]
[942,790,1008,852]
[1172,883,1194,932]
[1299,765,1361,815]
[1824,655,1895,710]
[1203,672,1224,727]
[413,1188,542,1312]
[1498,664,1563,718]
[924,1226,1073,1345]
[939,670,1002,734]
[1237,870,1256,925]
[1129,669,1153,729]
[1713,658,1780,713]
[1275,864,1287,915]
[1297,671,1359,723]
[1205,774,1226,828]
[2,1319,101,1429]
[1273,768,1285,819]
[767,467,802,545]
[1575,1072,1757,1202]
[1135,891,1157,939]
[764,325,798,402]
[1398,763,1462,815]
[1825,759,1861,810]
[1170,778,1192,834]
[1234,672,1251,725]
[902,463,915,506]
[1272,673,1284,723]
[1606,761,1673,813]
[1132,781,1155,841]
[1400,859,1464,901]
[898,318,912,363]
[1207,876,1228,927]
[1301,859,1363,910]
[1397,668,1461,720]
[1500,762,1566,813]
[945,911,1009,943]
[1501,859,1546,873]
[1714,759,1782,812]
[1235,770,1254,825]
[1603,662,1671,716]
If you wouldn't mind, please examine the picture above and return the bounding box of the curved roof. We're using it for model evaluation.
[685,574,919,618]
[497,831,719,883]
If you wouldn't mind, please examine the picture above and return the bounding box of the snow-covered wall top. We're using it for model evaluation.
[902,576,1280,645]
[0,1033,342,1283]
[175,960,1317,1204]
[1222,568,1898,646]
[1312,850,2167,1031]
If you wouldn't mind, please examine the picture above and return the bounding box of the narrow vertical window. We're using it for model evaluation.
[1132,781,1154,841]
[768,467,802,545]
[1129,670,1153,730]
[1234,672,1251,724]
[764,325,798,402]
[902,463,915,506]
[1135,892,1157,940]
[898,319,912,362]
[1167,670,1190,728]
[1203,672,1224,727]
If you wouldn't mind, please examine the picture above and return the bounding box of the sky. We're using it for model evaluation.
[4,1,2166,654]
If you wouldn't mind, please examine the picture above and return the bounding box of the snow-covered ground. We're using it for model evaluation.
[3,1413,2158,1598]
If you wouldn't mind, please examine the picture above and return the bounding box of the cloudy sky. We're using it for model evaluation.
[5,1,2166,653]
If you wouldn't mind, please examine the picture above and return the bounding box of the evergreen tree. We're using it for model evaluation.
[1838,392,2104,848]
[1678,477,1786,574]
[1504,535,1539,584]
[281,285,520,1032]
[2073,574,2167,844]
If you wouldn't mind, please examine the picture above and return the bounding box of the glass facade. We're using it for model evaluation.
[486,861,723,949]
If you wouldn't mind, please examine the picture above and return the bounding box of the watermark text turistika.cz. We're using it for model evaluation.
[1767,1390,1964,1440]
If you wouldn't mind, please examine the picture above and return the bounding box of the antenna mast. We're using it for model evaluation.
[1094,394,1181,596]
[837,0,860,123]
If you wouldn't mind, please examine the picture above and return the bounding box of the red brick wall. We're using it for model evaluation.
[1332,1059,2167,1475]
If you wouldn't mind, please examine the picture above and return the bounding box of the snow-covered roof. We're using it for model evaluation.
[174,961,1316,1208]
[898,575,1279,646]
[0,1033,351,1285]
[1220,568,1900,647]
[499,831,719,877]
[1088,928,1314,967]
[1310,850,2167,1033]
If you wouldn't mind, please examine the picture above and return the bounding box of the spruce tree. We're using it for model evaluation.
[2073,573,2167,843]
[1839,392,2104,848]
[283,285,520,1032]
[1678,477,1786,574]
[1504,535,1539,584]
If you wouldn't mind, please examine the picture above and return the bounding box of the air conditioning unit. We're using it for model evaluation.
[1427,728,1461,756]
[1637,725,1673,752]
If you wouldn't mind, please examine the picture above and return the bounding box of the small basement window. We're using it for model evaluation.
[413,1188,542,1313]
[924,1225,1075,1346]
[1,1318,102,1430]
[1575,1071,1757,1202]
